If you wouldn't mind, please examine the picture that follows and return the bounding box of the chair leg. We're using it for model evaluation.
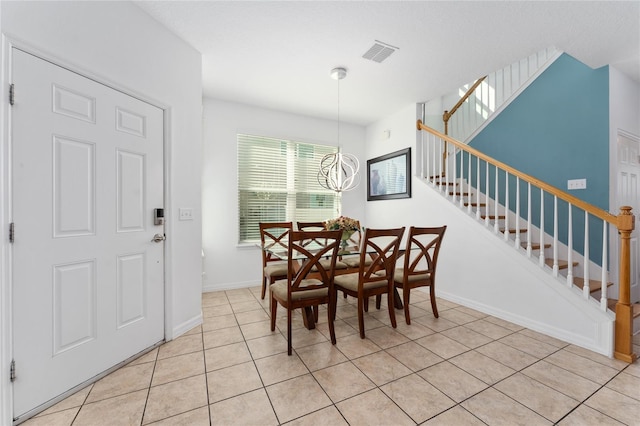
[331,291,337,322]
[364,296,369,312]
[287,306,292,356]
[328,294,337,345]
[387,288,397,328]
[357,296,366,339]
[313,305,319,323]
[430,285,439,318]
[261,277,267,299]
[270,294,277,331]
[403,287,411,325]
[375,294,381,310]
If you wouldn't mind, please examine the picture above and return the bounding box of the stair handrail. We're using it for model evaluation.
[417,119,637,363]
[418,120,617,223]
[442,76,486,137]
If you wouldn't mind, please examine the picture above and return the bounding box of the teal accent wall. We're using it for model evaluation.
[467,53,609,262]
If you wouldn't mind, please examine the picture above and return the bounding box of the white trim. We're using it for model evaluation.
[202,280,257,293]
[172,312,203,338]
[0,33,13,426]
[435,288,614,357]
[0,37,174,423]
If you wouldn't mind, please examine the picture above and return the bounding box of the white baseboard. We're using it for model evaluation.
[202,280,256,293]
[436,289,614,357]
[171,312,203,339]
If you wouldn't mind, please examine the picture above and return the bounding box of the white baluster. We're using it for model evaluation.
[567,204,573,286]
[504,172,510,241]
[600,223,608,310]
[458,148,464,207]
[515,177,521,248]
[439,138,444,193]
[467,151,472,213]
[526,182,532,257]
[423,132,428,181]
[494,166,500,234]
[539,190,545,267]
[452,147,457,203]
[583,211,590,299]
[485,161,490,227]
[476,155,481,219]
[553,196,559,277]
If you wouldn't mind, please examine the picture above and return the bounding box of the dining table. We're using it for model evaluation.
[261,241,404,330]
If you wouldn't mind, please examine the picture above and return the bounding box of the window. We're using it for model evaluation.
[237,134,340,243]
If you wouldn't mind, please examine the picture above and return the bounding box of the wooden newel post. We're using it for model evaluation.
[614,206,637,363]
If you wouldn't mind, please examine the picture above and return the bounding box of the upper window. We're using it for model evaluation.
[237,134,340,243]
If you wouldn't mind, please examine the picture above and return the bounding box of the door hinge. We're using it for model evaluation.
[10,360,16,382]
[9,84,14,106]
[9,222,14,243]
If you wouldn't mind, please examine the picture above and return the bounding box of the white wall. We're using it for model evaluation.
[202,98,365,291]
[364,103,425,229]
[0,2,202,422]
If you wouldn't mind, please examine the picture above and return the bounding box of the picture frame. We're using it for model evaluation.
[367,147,411,201]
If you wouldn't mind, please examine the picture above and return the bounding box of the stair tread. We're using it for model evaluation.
[464,202,486,207]
[575,278,613,293]
[499,228,528,234]
[521,242,552,250]
[544,258,579,270]
[449,191,472,196]
[481,215,506,220]
[607,299,640,318]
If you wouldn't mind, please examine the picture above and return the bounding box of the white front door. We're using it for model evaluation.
[617,131,640,304]
[11,48,165,419]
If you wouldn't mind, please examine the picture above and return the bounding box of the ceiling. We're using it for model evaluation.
[135,1,640,126]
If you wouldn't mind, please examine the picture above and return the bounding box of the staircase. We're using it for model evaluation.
[436,172,615,300]
[423,47,560,141]
[417,121,639,362]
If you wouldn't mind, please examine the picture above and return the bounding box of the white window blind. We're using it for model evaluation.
[238,134,340,243]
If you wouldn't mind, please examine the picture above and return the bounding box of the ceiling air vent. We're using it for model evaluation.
[362,40,399,63]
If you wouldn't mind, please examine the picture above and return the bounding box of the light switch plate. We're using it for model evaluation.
[179,208,194,221]
[567,178,587,190]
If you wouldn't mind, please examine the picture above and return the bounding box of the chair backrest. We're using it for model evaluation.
[358,227,405,286]
[402,226,447,281]
[287,229,342,295]
[296,221,326,231]
[259,222,293,267]
[296,221,327,247]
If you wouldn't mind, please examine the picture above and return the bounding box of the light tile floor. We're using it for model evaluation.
[24,287,640,425]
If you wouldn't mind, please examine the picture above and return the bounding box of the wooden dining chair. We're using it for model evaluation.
[297,221,350,273]
[393,226,447,324]
[259,222,293,300]
[332,227,405,338]
[270,229,342,355]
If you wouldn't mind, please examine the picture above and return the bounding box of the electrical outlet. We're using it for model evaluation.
[179,208,194,221]
[567,178,587,190]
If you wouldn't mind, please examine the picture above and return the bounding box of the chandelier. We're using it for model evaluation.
[317,67,360,193]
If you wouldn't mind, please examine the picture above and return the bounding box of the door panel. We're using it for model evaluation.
[11,48,165,419]
[617,133,640,303]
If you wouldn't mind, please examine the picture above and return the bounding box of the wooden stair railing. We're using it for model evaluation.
[417,120,638,363]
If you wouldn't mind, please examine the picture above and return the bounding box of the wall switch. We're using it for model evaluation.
[567,178,587,190]
[179,208,194,221]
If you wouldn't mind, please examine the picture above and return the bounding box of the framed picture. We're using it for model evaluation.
[367,147,411,201]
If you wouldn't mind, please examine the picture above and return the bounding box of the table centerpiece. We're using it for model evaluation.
[324,216,361,252]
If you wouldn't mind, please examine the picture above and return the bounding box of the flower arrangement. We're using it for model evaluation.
[324,216,361,232]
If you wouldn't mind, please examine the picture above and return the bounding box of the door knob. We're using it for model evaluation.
[151,233,166,243]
